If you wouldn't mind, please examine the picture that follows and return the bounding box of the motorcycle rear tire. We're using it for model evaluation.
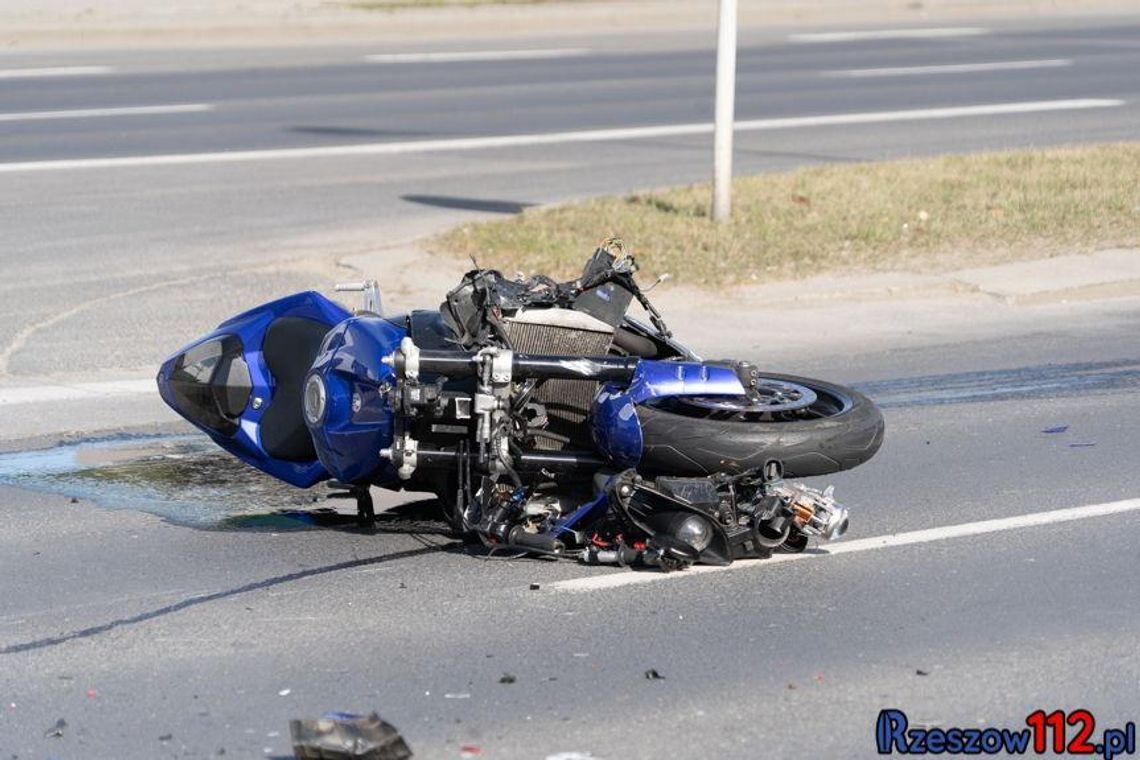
[634,372,884,478]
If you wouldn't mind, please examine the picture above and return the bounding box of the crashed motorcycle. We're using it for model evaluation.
[158,242,884,570]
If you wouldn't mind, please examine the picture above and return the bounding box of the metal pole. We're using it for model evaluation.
[712,0,738,223]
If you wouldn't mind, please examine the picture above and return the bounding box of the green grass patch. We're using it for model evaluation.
[433,143,1140,286]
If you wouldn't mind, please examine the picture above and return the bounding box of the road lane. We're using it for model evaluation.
[1,348,1138,757]
[0,22,1137,162]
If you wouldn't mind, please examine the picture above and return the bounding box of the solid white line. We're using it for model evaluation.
[0,65,115,80]
[0,379,155,406]
[0,99,1121,174]
[789,27,989,43]
[365,48,590,64]
[549,498,1140,592]
[823,58,1073,78]
[0,103,213,124]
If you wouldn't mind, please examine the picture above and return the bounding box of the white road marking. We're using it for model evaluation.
[823,58,1073,78]
[0,103,213,124]
[549,498,1140,592]
[365,48,590,64]
[0,99,1122,174]
[789,27,990,43]
[0,65,115,80]
[0,379,155,406]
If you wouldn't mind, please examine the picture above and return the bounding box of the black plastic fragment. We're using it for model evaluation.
[290,712,412,760]
[498,673,517,684]
[644,669,665,680]
[43,718,67,738]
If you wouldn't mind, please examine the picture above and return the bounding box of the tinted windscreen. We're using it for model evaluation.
[168,335,251,436]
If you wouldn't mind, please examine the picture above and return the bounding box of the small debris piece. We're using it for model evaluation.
[70,497,79,504]
[290,712,412,760]
[44,718,67,738]
[1042,425,1069,434]
[444,693,471,700]
[460,746,483,758]
[786,683,797,690]
[1068,442,1097,448]
[279,689,292,697]
[86,690,98,699]
[159,734,173,742]
[498,674,516,684]
[916,669,930,676]
[644,669,665,680]
[529,583,541,591]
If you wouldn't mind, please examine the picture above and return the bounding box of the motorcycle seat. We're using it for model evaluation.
[259,317,330,462]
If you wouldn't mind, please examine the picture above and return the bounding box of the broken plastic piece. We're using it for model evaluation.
[1042,425,1069,434]
[44,718,67,738]
[498,674,517,684]
[290,712,412,760]
[644,669,665,680]
[1068,442,1097,448]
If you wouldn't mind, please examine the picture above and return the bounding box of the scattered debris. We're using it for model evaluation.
[398,582,407,590]
[290,712,412,760]
[916,669,930,676]
[279,689,292,697]
[498,674,516,684]
[159,734,173,742]
[529,583,541,591]
[444,693,471,700]
[1042,425,1069,434]
[644,669,665,680]
[1068,442,1097,448]
[43,718,67,738]
[460,746,483,758]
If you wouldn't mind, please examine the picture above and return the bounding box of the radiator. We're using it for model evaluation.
[503,308,615,450]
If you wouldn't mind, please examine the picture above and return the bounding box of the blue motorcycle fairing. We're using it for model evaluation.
[304,315,406,485]
[156,291,351,488]
[591,361,745,469]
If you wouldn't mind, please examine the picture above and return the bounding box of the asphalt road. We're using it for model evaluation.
[1,15,1139,760]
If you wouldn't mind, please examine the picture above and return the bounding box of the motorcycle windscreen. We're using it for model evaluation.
[157,291,352,488]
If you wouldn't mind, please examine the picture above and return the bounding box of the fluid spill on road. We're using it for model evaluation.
[0,435,356,530]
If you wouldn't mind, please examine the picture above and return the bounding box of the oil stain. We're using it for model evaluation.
[0,435,448,534]
[856,358,1140,408]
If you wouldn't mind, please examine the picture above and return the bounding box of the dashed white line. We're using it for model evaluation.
[0,99,1122,174]
[549,497,1140,592]
[823,58,1073,78]
[789,27,990,43]
[0,65,115,80]
[0,379,155,406]
[0,103,213,124]
[365,48,590,64]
